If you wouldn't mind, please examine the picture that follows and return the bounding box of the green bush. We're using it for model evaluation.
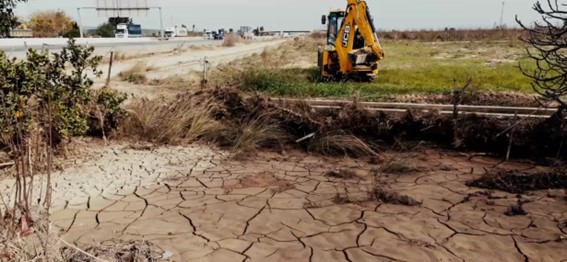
[0,38,127,146]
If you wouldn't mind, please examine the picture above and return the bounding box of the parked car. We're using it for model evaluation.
[213,29,225,40]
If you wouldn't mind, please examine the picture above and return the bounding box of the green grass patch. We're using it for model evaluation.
[235,62,534,99]
[211,38,535,100]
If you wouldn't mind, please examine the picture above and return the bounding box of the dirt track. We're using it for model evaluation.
[94,39,287,99]
[37,144,566,262]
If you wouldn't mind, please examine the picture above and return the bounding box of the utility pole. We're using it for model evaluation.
[77,8,83,38]
[158,7,164,38]
[500,1,505,28]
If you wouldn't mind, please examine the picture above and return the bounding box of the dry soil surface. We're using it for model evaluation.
[95,39,287,100]
[10,143,561,262]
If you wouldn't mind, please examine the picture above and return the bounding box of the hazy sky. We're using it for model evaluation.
[15,0,542,31]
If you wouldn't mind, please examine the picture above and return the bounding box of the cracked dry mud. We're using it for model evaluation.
[38,145,567,262]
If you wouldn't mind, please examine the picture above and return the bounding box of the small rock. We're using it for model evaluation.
[162,251,174,259]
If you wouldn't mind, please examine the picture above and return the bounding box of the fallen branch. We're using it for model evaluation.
[57,237,110,262]
[296,133,316,143]
[0,162,14,169]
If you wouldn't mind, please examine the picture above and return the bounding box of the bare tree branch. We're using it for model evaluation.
[517,0,567,110]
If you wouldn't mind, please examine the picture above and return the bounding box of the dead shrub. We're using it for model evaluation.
[333,193,353,205]
[1,221,162,261]
[149,76,194,90]
[505,200,529,216]
[63,240,163,262]
[467,168,567,194]
[370,187,421,206]
[325,169,358,180]
[309,31,327,39]
[122,95,223,143]
[368,167,421,206]
[222,34,240,47]
[309,132,377,157]
[1,221,64,262]
[231,113,285,154]
[118,63,154,84]
[381,153,421,174]
[105,50,127,62]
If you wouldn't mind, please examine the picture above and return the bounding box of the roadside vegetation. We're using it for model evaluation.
[1,8,566,259]
[211,31,535,102]
[0,39,126,260]
[118,62,154,84]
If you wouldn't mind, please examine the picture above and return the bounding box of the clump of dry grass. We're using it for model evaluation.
[122,95,223,143]
[309,30,326,39]
[222,34,240,47]
[118,63,154,84]
[231,114,285,154]
[149,76,195,90]
[64,240,163,262]
[112,51,127,61]
[325,169,358,180]
[368,168,421,206]
[308,132,377,157]
[381,154,420,174]
[101,51,128,63]
[1,221,65,262]
[505,200,529,216]
[370,187,422,206]
[1,222,163,262]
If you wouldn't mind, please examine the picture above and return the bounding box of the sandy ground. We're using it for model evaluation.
[3,142,560,261]
[96,39,287,100]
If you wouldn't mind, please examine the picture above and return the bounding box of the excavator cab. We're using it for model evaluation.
[318,0,384,81]
[324,11,345,47]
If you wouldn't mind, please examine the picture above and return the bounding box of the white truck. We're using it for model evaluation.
[115,23,142,38]
[165,26,188,38]
[203,31,214,40]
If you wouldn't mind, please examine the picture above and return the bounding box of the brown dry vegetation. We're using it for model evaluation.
[117,86,567,160]
[379,28,525,42]
[118,63,154,84]
[121,96,222,144]
[467,168,567,194]
[0,223,163,262]
[222,34,239,47]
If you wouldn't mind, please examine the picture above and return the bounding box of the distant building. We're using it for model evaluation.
[239,26,254,39]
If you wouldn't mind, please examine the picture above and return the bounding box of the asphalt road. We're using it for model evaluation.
[0,37,220,59]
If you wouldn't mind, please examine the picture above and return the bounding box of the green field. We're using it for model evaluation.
[212,37,536,100]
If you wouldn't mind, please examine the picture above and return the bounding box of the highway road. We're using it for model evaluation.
[0,37,220,59]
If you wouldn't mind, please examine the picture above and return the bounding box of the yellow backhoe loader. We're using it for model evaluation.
[318,0,385,81]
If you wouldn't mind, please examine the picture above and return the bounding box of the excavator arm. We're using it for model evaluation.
[349,0,385,59]
[320,0,384,80]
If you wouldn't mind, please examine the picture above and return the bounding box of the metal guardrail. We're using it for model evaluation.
[9,29,33,38]
[274,98,558,119]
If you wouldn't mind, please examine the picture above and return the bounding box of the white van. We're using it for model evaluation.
[165,27,176,38]
[176,28,188,37]
[203,31,214,39]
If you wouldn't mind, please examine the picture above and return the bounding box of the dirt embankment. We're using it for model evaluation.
[191,86,566,160]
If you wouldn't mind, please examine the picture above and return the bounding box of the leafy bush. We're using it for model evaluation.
[0,38,126,145]
[88,89,128,136]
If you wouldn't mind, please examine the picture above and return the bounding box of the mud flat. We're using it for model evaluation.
[29,143,565,261]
